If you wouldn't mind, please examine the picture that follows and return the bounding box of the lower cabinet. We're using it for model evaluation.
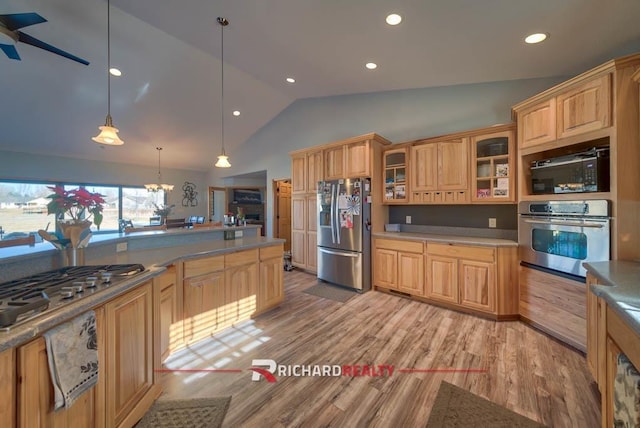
[104,282,160,428]
[16,308,106,428]
[373,238,425,296]
[153,265,181,376]
[586,273,607,389]
[0,348,15,428]
[183,265,225,344]
[425,254,458,304]
[225,249,259,324]
[258,245,285,313]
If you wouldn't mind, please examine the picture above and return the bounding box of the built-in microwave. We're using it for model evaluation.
[530,147,610,195]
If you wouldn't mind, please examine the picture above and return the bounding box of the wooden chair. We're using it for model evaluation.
[165,218,187,229]
[0,234,36,249]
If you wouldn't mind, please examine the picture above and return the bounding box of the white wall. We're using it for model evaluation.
[208,76,568,236]
[0,151,208,219]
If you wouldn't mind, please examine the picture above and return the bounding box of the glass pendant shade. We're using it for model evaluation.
[145,147,174,192]
[92,114,123,145]
[215,153,231,168]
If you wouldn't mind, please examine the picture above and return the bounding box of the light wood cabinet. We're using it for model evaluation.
[0,348,15,428]
[426,243,501,315]
[383,147,408,204]
[373,238,425,296]
[345,140,371,177]
[153,266,181,375]
[306,150,323,193]
[586,273,607,389]
[291,154,307,193]
[258,245,285,313]
[104,282,159,428]
[183,255,225,343]
[518,98,556,149]
[470,128,516,202]
[289,194,317,273]
[324,146,345,180]
[17,308,105,428]
[410,138,469,204]
[556,74,611,139]
[225,250,259,324]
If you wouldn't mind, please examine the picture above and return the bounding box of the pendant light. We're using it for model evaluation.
[214,17,231,168]
[92,0,123,146]
[145,147,174,192]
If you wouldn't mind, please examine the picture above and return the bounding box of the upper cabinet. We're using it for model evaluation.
[518,98,556,149]
[383,147,408,203]
[292,150,323,194]
[470,127,516,203]
[325,140,372,179]
[324,145,346,180]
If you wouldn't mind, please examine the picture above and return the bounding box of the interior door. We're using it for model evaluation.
[275,181,292,251]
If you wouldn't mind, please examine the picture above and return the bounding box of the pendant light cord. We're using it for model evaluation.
[107,0,111,119]
[157,147,162,182]
[218,17,228,155]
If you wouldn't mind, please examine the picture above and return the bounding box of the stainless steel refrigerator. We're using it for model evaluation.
[317,177,371,292]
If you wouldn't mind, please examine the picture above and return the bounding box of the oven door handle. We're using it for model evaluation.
[521,218,606,228]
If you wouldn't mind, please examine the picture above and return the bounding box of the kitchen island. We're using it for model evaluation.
[0,228,284,428]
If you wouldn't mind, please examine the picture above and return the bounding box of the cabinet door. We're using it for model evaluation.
[0,349,15,428]
[345,141,370,177]
[259,256,284,312]
[411,143,438,191]
[398,251,424,296]
[105,283,154,428]
[438,139,468,190]
[183,270,224,344]
[291,230,307,267]
[307,195,317,232]
[292,196,306,232]
[154,267,180,374]
[306,150,324,192]
[225,262,259,324]
[374,248,397,289]
[291,155,306,193]
[557,74,611,139]
[306,232,318,273]
[17,308,105,428]
[518,98,556,149]
[426,254,458,303]
[471,129,515,203]
[586,273,607,388]
[459,259,495,313]
[324,146,345,180]
[383,148,408,203]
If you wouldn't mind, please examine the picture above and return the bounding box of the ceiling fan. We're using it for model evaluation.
[0,12,89,65]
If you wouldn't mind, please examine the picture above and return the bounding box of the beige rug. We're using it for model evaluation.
[426,382,546,428]
[136,396,231,428]
[304,283,357,303]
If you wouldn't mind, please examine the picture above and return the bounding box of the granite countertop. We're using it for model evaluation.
[0,236,284,352]
[372,231,518,247]
[584,260,640,336]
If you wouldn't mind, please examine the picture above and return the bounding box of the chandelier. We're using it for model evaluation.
[145,147,174,192]
[214,17,231,168]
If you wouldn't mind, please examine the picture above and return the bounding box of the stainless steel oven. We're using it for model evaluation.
[518,200,610,278]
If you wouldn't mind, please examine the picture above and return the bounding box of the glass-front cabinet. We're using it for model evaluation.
[383,148,408,203]
[470,128,515,203]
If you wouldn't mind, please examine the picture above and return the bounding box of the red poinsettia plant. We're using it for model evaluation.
[46,185,106,229]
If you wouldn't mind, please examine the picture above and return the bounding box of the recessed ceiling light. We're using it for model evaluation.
[386,14,402,26]
[109,68,122,76]
[232,110,240,116]
[365,62,377,70]
[286,77,296,83]
[525,33,548,44]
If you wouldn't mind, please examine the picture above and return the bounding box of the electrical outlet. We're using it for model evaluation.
[406,216,412,224]
[235,230,244,238]
[488,218,497,228]
[116,242,128,252]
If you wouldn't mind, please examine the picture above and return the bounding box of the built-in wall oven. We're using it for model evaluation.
[518,200,610,278]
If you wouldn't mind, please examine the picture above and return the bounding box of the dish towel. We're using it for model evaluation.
[614,353,640,427]
[44,310,99,410]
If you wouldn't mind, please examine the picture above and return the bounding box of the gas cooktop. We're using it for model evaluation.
[0,264,145,330]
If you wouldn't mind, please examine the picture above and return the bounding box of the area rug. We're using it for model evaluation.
[426,382,545,428]
[303,283,357,303]
[136,396,231,428]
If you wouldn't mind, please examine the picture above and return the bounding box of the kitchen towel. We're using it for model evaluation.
[44,310,99,410]
[613,353,640,427]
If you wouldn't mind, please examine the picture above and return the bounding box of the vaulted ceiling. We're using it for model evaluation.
[1,0,639,171]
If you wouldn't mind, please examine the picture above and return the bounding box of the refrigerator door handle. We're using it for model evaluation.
[334,183,341,244]
[329,183,336,244]
[319,247,359,258]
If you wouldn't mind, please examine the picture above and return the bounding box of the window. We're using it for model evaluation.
[0,180,166,239]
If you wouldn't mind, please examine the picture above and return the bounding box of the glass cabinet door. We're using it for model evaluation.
[471,128,515,203]
[383,148,408,203]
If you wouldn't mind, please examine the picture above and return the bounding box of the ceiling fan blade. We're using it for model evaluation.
[0,13,47,31]
[0,43,20,60]
[17,31,89,65]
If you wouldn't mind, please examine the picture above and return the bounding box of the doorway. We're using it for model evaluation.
[208,186,226,224]
[273,179,291,251]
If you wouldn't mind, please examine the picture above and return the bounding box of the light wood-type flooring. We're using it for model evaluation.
[158,270,600,427]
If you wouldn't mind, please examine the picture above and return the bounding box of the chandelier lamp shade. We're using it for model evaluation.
[214,17,231,168]
[145,147,174,192]
[92,0,123,146]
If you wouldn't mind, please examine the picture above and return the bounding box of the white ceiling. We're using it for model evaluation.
[1,0,640,172]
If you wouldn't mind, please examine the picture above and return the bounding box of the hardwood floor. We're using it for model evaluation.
[158,270,600,427]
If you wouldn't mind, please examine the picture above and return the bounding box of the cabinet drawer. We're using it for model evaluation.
[154,265,176,290]
[183,256,224,279]
[225,249,259,267]
[260,244,284,261]
[375,238,423,253]
[427,243,495,262]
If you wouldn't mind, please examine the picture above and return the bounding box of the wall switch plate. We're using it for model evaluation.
[235,230,244,238]
[116,242,127,252]
[488,218,497,228]
[406,216,412,224]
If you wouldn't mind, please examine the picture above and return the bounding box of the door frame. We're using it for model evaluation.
[208,186,226,223]
[272,178,291,249]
